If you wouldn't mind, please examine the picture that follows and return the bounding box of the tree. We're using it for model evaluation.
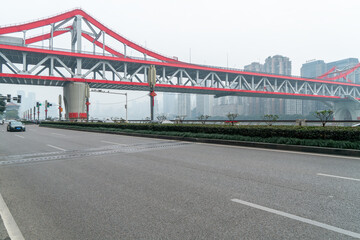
[313,110,334,127]
[198,114,210,124]
[226,113,238,126]
[263,114,279,126]
[156,114,167,123]
[175,115,186,124]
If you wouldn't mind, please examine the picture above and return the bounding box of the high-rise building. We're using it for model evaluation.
[263,55,298,115]
[213,96,244,117]
[326,58,359,83]
[301,60,326,78]
[300,58,360,115]
[195,94,213,117]
[177,93,191,118]
[244,62,264,72]
[163,93,177,117]
[264,55,291,75]
[243,63,264,116]
[300,60,328,115]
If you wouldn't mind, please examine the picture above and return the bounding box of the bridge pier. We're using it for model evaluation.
[63,82,89,121]
[334,98,360,121]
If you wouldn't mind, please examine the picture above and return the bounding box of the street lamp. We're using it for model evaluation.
[91,89,128,122]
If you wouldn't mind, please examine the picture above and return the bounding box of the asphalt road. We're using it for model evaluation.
[0,124,359,239]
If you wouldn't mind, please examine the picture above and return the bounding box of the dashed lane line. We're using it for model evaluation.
[231,198,360,239]
[101,140,126,145]
[51,133,66,137]
[46,144,66,151]
[14,135,24,139]
[317,173,360,182]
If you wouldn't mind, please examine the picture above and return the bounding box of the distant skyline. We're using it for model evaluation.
[1,0,359,118]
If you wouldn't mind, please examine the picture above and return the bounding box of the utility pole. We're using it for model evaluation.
[58,95,62,121]
[45,100,48,120]
[36,102,41,121]
[85,85,90,122]
[148,65,157,121]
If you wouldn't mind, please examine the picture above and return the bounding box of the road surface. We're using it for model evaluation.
[0,124,359,239]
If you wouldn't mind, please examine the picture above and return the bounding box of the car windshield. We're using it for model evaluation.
[11,122,22,126]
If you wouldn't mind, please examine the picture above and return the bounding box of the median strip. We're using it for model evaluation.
[231,198,360,239]
[40,123,360,157]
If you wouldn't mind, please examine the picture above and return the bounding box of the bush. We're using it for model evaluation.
[41,122,360,150]
[40,121,360,142]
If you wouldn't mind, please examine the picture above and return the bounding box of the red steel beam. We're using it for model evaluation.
[317,66,336,79]
[25,26,72,45]
[325,63,360,81]
[0,10,80,34]
[1,43,360,88]
[0,9,180,63]
[81,33,124,58]
[0,72,349,100]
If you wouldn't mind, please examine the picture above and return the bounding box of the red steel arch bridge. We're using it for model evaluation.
[1,9,360,120]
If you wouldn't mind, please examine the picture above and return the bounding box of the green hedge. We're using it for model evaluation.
[40,121,360,142]
[40,123,360,150]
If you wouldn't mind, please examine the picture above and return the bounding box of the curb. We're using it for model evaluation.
[40,125,360,158]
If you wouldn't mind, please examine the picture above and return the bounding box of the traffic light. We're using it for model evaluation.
[6,94,11,102]
[36,102,42,107]
[45,100,52,108]
[0,97,5,114]
[17,95,21,103]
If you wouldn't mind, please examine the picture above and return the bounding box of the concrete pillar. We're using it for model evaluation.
[63,82,89,120]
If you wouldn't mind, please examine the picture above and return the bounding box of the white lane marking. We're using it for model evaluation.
[47,144,66,151]
[231,198,360,239]
[101,140,126,145]
[29,129,35,132]
[317,173,360,182]
[51,133,65,137]
[14,135,24,139]
[195,142,360,160]
[0,192,25,240]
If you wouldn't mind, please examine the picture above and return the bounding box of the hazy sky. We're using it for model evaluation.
[1,0,359,117]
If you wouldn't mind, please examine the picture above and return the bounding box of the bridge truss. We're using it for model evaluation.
[0,8,360,102]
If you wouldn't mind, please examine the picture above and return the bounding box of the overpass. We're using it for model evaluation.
[1,8,360,120]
